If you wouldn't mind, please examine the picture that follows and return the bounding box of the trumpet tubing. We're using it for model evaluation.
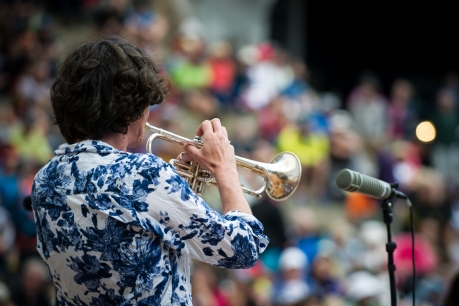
[145,123,301,201]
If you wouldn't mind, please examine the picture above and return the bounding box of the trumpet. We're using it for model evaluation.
[145,123,302,201]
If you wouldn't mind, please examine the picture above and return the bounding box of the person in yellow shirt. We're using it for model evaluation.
[277,117,330,199]
[9,110,52,165]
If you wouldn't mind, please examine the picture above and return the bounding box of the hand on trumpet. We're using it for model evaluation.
[180,119,251,214]
[181,119,237,177]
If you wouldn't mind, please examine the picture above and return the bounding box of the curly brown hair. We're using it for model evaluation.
[51,36,168,144]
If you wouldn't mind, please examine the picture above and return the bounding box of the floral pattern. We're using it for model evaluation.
[32,140,268,305]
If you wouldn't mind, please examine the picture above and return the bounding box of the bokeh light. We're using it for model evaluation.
[416,121,436,142]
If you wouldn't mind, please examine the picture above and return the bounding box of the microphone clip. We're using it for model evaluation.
[388,182,407,200]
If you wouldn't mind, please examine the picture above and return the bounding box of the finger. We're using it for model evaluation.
[183,143,203,160]
[196,120,212,137]
[210,118,222,133]
[221,126,228,139]
[178,151,193,163]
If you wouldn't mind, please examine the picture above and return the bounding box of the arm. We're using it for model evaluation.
[136,155,268,268]
[135,119,268,268]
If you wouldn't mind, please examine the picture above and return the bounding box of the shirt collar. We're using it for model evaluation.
[54,140,123,156]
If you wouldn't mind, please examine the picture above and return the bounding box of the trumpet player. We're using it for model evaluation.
[31,36,268,305]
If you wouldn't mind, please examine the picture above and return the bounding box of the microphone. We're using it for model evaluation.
[335,168,406,200]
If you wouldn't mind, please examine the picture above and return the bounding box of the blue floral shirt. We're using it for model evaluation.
[31,140,268,305]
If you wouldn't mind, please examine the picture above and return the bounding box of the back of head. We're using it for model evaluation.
[51,36,168,144]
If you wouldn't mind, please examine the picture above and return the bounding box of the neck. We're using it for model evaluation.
[100,133,129,151]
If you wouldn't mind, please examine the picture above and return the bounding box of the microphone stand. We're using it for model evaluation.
[381,183,401,306]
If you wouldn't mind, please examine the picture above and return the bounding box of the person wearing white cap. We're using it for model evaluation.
[272,246,310,305]
[346,270,383,305]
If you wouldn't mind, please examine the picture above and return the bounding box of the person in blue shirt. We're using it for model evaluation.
[31,36,268,306]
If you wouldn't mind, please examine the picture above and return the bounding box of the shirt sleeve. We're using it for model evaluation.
[134,155,269,269]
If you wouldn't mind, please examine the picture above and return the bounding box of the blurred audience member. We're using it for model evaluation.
[387,78,419,141]
[208,40,237,108]
[91,2,125,35]
[12,59,53,118]
[281,58,311,101]
[170,34,211,90]
[0,281,13,306]
[124,0,168,55]
[410,167,450,258]
[394,232,440,303]
[252,196,287,273]
[390,140,422,193]
[345,270,383,306]
[430,88,459,192]
[347,71,389,149]
[9,108,52,165]
[441,72,459,112]
[326,110,362,201]
[357,221,387,274]
[277,117,330,199]
[0,201,15,282]
[230,261,273,306]
[308,255,342,299]
[257,96,287,144]
[10,257,53,306]
[242,42,293,110]
[326,220,364,277]
[273,246,310,306]
[291,208,323,265]
[192,263,230,306]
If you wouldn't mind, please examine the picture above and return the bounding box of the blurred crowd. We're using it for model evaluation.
[2,1,459,306]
